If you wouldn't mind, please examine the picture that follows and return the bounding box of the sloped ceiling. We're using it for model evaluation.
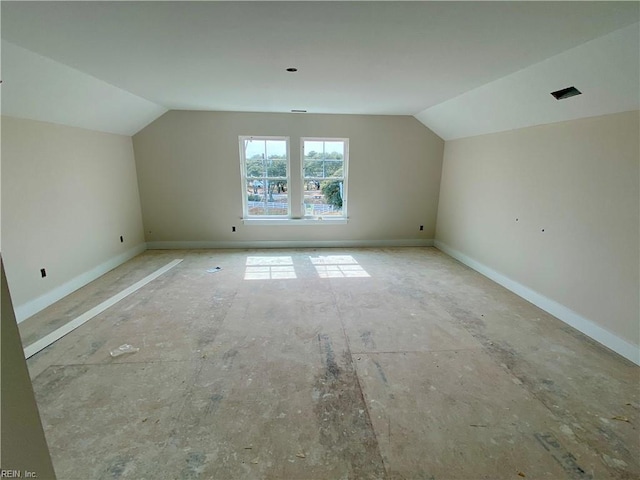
[415,22,640,140]
[1,42,166,136]
[1,2,638,137]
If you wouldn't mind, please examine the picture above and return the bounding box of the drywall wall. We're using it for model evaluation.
[1,116,146,321]
[435,110,639,361]
[1,257,57,478]
[133,111,443,247]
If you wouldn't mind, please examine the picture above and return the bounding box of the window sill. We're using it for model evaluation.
[242,217,348,226]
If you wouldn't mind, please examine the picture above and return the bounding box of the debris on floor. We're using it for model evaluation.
[296,451,306,459]
[109,344,140,357]
[611,415,631,423]
[207,267,222,273]
[518,472,526,477]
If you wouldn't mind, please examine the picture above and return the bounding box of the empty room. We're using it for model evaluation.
[1,2,639,479]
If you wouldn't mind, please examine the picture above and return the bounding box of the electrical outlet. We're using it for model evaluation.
[40,268,47,278]
[419,225,424,231]
[120,235,124,243]
[232,226,236,232]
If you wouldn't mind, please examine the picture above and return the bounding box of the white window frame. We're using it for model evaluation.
[239,136,349,225]
[301,137,349,220]
[239,135,291,220]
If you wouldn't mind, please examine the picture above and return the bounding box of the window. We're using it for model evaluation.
[239,136,348,223]
[239,136,290,217]
[302,138,348,218]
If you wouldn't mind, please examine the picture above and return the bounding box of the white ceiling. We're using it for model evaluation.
[1,2,639,137]
[416,22,640,140]
[1,41,167,136]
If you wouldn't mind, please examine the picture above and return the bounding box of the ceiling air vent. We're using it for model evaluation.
[551,86,581,100]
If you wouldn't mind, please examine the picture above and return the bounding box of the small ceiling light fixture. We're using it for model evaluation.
[551,86,582,100]
[286,67,298,72]
[291,109,307,113]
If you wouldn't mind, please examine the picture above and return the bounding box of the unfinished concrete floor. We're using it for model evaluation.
[20,247,639,480]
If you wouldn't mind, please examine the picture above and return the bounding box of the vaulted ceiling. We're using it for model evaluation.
[1,2,638,138]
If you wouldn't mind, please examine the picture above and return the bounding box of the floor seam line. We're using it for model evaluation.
[327,276,390,479]
[350,346,485,355]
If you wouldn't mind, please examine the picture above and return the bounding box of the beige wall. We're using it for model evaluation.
[133,111,443,245]
[436,110,639,350]
[1,258,57,478]
[1,116,145,317]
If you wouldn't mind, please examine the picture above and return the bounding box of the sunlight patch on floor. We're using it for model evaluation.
[309,255,370,278]
[244,256,297,280]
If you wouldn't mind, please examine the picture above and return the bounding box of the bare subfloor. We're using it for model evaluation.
[22,248,639,480]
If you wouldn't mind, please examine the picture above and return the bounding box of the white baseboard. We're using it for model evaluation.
[23,259,182,359]
[15,243,147,323]
[147,239,435,249]
[434,240,640,366]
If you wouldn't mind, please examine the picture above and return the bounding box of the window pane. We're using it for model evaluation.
[304,179,343,216]
[265,179,288,215]
[246,157,265,178]
[304,141,324,160]
[304,160,343,179]
[267,159,287,177]
[325,160,343,178]
[246,180,288,216]
[247,179,265,197]
[265,140,287,160]
[245,139,266,161]
[303,160,324,178]
[324,141,344,159]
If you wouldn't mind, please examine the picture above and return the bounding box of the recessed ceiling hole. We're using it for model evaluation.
[551,86,581,100]
[286,67,298,72]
